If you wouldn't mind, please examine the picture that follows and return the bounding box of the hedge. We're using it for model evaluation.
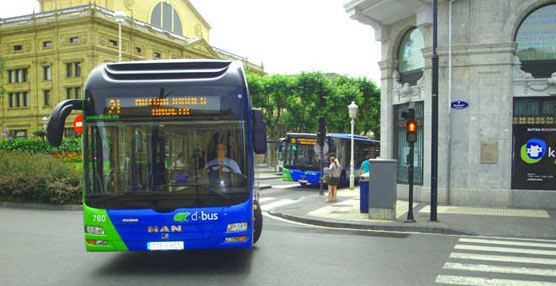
[0,150,82,204]
[0,137,81,155]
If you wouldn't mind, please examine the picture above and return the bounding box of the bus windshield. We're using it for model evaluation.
[84,120,249,210]
[284,136,325,170]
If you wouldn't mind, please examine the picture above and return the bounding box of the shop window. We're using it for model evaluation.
[397,28,425,85]
[515,4,556,78]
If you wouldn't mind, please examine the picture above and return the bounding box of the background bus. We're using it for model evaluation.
[282,133,379,186]
[46,60,267,251]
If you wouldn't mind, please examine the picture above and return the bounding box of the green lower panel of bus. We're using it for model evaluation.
[282,168,292,181]
[83,204,129,251]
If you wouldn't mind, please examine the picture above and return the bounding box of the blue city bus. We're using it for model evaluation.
[46,60,267,251]
[282,133,379,186]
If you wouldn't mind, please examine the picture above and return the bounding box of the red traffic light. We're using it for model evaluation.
[407,121,416,133]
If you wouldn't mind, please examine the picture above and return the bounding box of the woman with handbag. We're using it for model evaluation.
[325,153,341,202]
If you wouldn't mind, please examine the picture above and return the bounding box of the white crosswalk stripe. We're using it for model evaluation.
[272,184,301,189]
[257,197,297,211]
[436,237,556,285]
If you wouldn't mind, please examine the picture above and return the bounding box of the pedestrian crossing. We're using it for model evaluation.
[436,236,556,285]
[258,197,297,211]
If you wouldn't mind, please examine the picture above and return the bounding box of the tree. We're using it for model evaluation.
[246,71,380,140]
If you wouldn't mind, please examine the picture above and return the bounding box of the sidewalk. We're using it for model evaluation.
[267,187,556,239]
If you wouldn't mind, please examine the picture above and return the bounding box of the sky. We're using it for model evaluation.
[0,0,382,84]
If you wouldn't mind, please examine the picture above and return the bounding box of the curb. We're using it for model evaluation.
[259,184,272,190]
[0,201,83,211]
[268,210,476,236]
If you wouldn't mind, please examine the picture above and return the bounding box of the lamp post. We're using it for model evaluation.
[42,116,48,130]
[348,101,358,190]
[114,11,127,62]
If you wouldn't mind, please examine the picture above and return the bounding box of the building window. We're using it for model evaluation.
[153,52,161,59]
[44,90,51,106]
[150,1,183,36]
[393,102,424,185]
[7,69,27,83]
[9,130,27,139]
[397,27,425,85]
[44,66,51,80]
[9,93,14,107]
[69,37,79,44]
[109,40,117,47]
[66,62,81,78]
[43,41,52,48]
[74,87,81,99]
[8,92,29,108]
[66,87,72,99]
[512,97,556,190]
[515,4,556,78]
[64,128,77,138]
[14,45,22,51]
[135,47,142,53]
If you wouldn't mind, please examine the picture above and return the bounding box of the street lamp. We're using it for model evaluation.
[348,101,358,190]
[114,10,127,62]
[42,116,48,130]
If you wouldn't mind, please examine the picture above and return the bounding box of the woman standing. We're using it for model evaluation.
[325,153,341,202]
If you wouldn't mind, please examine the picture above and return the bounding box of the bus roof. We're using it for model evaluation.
[286,132,376,142]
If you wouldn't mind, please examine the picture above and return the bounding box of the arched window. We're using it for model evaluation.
[515,4,556,78]
[397,28,425,85]
[150,2,183,36]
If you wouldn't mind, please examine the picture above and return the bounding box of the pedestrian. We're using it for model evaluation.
[359,154,372,181]
[325,153,341,202]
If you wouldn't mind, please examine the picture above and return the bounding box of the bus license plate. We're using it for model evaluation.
[299,179,308,183]
[147,241,184,251]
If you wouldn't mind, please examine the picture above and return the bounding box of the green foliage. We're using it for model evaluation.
[247,71,380,139]
[0,137,81,154]
[0,151,82,204]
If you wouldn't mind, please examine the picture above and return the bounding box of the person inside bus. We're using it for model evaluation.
[324,153,341,202]
[171,152,189,184]
[206,143,241,190]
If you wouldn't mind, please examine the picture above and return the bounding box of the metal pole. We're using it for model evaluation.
[320,147,324,195]
[350,119,355,189]
[431,0,439,221]
[118,22,122,62]
[405,140,416,223]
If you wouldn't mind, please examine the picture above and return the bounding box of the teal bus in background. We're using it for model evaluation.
[282,133,379,186]
[46,60,267,251]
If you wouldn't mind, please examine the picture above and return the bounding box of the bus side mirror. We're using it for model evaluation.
[251,109,267,154]
[47,99,83,147]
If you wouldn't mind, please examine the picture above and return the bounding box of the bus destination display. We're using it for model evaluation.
[103,96,220,118]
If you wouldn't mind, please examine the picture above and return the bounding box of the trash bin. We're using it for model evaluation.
[359,179,369,213]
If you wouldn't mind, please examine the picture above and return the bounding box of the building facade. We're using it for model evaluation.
[1,0,263,139]
[346,0,556,208]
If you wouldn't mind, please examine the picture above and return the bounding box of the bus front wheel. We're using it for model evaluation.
[253,201,263,244]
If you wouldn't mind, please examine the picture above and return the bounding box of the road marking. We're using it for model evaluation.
[443,262,556,277]
[272,184,300,189]
[261,199,296,211]
[449,252,556,265]
[455,244,556,256]
[419,205,550,218]
[258,197,275,203]
[459,238,556,249]
[436,275,556,286]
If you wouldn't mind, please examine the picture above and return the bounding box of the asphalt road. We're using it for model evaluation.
[0,204,458,286]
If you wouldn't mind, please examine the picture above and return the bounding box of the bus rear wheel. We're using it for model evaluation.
[253,201,263,244]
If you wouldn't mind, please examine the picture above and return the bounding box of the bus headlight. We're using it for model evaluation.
[86,226,105,235]
[226,222,248,232]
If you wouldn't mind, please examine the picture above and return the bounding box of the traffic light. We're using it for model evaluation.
[401,108,416,143]
[318,116,326,146]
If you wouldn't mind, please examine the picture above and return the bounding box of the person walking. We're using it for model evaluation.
[325,153,341,202]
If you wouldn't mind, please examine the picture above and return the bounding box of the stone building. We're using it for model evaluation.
[1,0,263,139]
[345,0,556,208]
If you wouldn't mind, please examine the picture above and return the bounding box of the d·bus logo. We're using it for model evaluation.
[173,211,219,223]
[521,138,548,164]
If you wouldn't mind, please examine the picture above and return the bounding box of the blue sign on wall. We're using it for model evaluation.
[451,100,469,109]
